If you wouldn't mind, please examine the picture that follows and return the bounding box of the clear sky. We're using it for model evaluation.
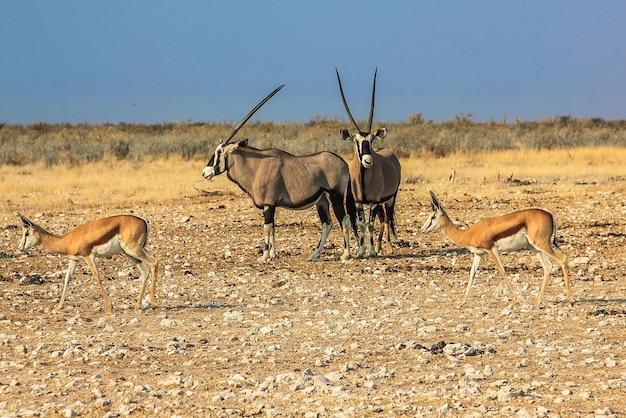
[1,1,625,125]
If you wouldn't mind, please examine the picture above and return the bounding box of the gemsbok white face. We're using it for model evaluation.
[341,128,388,168]
[202,140,242,180]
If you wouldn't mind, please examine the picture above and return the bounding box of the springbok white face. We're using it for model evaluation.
[202,140,246,180]
[18,218,40,252]
[421,192,445,234]
[341,128,388,169]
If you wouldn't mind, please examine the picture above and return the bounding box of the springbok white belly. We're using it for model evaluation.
[92,234,123,257]
[494,228,530,253]
[466,228,530,256]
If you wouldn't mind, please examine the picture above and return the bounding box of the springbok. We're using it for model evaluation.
[421,192,573,309]
[336,67,401,257]
[202,85,352,261]
[17,213,158,313]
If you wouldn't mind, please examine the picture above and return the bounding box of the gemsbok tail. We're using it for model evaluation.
[345,181,359,240]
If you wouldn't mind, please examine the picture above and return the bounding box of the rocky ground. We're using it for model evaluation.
[1,177,625,417]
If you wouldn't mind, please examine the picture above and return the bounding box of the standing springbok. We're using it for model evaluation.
[421,192,573,309]
[17,213,158,313]
[336,68,401,257]
[202,85,352,261]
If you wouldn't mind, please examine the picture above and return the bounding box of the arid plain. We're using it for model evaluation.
[1,147,625,417]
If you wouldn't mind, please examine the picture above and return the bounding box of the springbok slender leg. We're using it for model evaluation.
[487,248,516,308]
[459,254,482,308]
[122,243,158,310]
[84,254,113,313]
[56,257,79,311]
[531,243,572,307]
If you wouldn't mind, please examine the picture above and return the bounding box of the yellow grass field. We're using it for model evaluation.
[1,147,624,218]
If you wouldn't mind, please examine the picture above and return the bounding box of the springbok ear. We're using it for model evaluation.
[340,129,352,140]
[16,212,33,227]
[429,191,441,211]
[374,128,388,139]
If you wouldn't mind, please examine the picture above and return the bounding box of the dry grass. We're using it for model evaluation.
[405,146,626,184]
[1,147,624,220]
[1,158,218,218]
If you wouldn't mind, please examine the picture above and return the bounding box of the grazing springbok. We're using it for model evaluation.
[336,67,401,257]
[17,213,158,313]
[421,192,573,309]
[202,85,352,261]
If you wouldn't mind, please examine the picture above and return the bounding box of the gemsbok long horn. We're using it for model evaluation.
[335,67,361,133]
[224,84,286,145]
[367,68,377,133]
[335,67,378,135]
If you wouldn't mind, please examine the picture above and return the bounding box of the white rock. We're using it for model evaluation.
[571,256,590,266]
[259,326,274,336]
[324,372,344,382]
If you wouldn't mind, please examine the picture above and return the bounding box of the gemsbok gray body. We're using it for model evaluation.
[202,85,352,261]
[336,68,402,257]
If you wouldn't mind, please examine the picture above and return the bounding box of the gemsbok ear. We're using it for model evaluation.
[374,128,388,139]
[238,138,249,147]
[340,129,352,140]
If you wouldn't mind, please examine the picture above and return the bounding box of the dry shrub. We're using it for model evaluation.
[0,117,624,166]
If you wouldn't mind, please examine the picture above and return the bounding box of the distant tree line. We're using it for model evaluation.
[0,115,624,166]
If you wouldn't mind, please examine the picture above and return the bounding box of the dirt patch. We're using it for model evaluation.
[1,179,625,417]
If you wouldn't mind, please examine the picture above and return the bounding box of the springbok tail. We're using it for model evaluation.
[551,216,560,248]
[345,182,359,240]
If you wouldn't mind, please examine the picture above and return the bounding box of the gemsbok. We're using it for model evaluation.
[17,213,158,313]
[202,85,353,261]
[336,67,401,257]
[421,192,573,309]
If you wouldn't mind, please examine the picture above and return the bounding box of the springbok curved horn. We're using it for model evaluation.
[224,84,286,145]
[335,67,361,133]
[367,68,377,133]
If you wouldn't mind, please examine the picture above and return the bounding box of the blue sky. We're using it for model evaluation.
[1,1,625,124]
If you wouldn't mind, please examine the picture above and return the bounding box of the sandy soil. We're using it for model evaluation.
[1,175,625,417]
